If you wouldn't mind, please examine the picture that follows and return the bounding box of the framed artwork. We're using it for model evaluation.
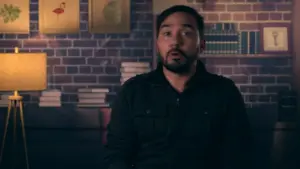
[88,0,130,33]
[0,0,29,34]
[260,23,292,54]
[39,0,80,34]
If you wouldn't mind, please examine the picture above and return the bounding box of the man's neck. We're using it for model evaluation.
[163,64,197,93]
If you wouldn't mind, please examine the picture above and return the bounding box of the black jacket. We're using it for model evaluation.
[104,61,253,169]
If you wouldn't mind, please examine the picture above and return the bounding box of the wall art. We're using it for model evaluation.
[260,23,292,55]
[39,0,80,34]
[88,0,130,33]
[0,0,29,34]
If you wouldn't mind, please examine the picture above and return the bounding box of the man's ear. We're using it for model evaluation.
[200,40,205,53]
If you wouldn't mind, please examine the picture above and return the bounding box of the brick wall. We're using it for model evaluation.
[0,0,293,110]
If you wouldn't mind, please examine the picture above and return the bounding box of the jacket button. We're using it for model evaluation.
[204,111,208,115]
[146,109,151,114]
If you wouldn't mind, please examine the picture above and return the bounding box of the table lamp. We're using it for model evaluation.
[0,47,47,169]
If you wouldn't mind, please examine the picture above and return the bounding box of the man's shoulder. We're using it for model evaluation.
[206,72,237,88]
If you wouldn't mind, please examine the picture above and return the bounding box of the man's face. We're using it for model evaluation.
[156,12,200,74]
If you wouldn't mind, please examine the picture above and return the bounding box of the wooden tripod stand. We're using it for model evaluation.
[0,91,29,169]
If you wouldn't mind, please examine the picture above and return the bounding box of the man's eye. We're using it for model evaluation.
[163,32,171,36]
[182,31,192,36]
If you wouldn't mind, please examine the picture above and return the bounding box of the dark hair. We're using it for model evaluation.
[156,5,204,38]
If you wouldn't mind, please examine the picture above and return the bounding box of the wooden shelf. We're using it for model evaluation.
[200,54,292,58]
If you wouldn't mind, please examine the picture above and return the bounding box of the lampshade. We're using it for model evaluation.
[0,50,47,91]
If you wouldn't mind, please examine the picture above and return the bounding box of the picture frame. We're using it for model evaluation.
[39,0,80,34]
[260,23,292,54]
[0,0,30,34]
[88,0,130,33]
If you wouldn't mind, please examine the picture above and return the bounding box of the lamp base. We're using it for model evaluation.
[0,90,29,169]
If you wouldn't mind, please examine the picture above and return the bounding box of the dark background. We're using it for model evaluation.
[0,0,299,169]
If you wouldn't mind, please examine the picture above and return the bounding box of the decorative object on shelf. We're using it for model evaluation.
[120,62,151,85]
[88,0,130,33]
[260,23,291,55]
[39,0,80,34]
[39,89,62,107]
[77,88,110,107]
[0,47,47,169]
[0,0,29,33]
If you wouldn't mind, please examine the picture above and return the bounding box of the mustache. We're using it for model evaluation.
[167,49,186,57]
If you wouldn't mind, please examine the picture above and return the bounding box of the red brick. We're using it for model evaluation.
[206,58,239,65]
[62,58,86,65]
[252,3,275,11]
[54,66,66,74]
[265,85,290,93]
[220,67,233,74]
[203,4,226,11]
[240,85,264,93]
[53,75,72,83]
[227,4,251,12]
[239,23,259,30]
[283,13,292,20]
[245,13,257,21]
[79,66,91,73]
[233,0,245,2]
[269,13,282,20]
[0,40,20,48]
[62,85,85,92]
[251,76,276,83]
[23,40,47,48]
[257,13,269,20]
[206,66,218,73]
[277,76,291,83]
[74,75,97,83]
[48,58,61,65]
[232,13,245,21]
[230,75,249,84]
[233,67,258,74]
[205,13,219,21]
[98,75,120,84]
[276,3,292,11]
[219,13,231,20]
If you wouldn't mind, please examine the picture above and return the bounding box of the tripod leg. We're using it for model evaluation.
[19,101,29,169]
[12,101,18,169]
[0,100,12,165]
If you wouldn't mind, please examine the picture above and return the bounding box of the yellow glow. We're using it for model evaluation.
[0,49,47,91]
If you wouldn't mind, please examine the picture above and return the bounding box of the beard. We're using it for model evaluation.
[158,49,198,74]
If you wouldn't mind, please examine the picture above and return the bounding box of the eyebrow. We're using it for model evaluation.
[160,24,195,30]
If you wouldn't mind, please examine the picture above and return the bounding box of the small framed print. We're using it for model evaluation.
[0,0,30,34]
[88,0,130,33]
[260,23,292,54]
[39,0,80,34]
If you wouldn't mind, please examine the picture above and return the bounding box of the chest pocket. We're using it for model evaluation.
[132,103,169,141]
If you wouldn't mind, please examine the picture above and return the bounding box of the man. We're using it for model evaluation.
[104,5,253,169]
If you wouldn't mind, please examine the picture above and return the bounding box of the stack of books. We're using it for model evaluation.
[120,62,151,84]
[0,93,10,107]
[203,23,240,54]
[39,89,62,107]
[77,88,110,107]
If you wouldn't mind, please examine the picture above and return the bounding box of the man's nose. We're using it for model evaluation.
[169,34,182,48]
